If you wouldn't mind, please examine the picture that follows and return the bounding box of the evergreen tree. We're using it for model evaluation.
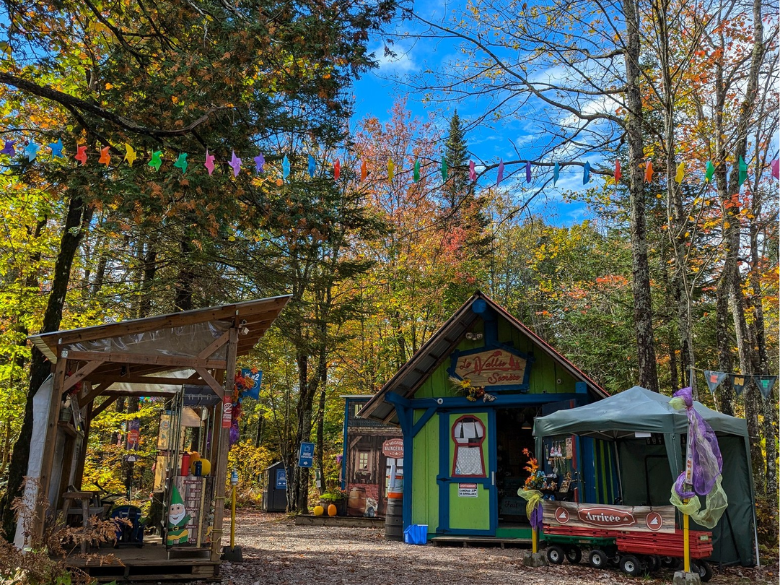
[443,111,470,213]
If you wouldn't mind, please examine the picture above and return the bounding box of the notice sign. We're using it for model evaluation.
[298,442,315,468]
[222,397,233,428]
[275,468,287,489]
[542,501,675,534]
[458,483,479,498]
[382,438,404,459]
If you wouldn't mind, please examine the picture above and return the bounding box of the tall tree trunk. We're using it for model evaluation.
[0,194,93,541]
[622,0,659,393]
[174,235,194,312]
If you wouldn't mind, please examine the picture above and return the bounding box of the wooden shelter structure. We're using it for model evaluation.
[17,295,290,580]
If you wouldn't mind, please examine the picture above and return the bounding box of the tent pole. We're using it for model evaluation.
[612,440,623,502]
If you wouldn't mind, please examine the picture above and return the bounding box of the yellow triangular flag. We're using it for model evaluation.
[388,158,394,181]
[124,143,137,167]
[675,162,685,184]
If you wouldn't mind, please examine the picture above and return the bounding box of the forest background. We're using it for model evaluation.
[0,0,776,554]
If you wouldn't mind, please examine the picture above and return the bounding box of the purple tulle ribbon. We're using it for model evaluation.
[530,503,544,530]
[673,387,723,499]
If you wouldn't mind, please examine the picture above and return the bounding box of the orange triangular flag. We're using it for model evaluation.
[614,160,622,181]
[644,161,653,183]
[360,160,367,181]
[99,146,111,166]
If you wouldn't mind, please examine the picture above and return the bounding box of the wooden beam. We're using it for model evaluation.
[62,350,226,370]
[194,367,224,399]
[91,395,118,418]
[103,390,179,397]
[211,328,238,561]
[62,360,105,394]
[197,330,230,359]
[86,375,209,386]
[80,382,107,405]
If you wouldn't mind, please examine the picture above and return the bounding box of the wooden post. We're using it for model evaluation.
[532,527,538,554]
[683,503,690,572]
[210,327,237,561]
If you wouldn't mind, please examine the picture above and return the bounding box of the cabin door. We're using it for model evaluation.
[437,410,496,535]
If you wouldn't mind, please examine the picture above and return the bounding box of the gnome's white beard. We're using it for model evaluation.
[170,511,186,525]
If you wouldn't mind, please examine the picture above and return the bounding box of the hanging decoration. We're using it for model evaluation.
[204,150,215,175]
[614,160,621,181]
[49,139,64,158]
[1,140,15,156]
[441,156,448,180]
[173,153,188,174]
[757,376,777,400]
[413,159,420,182]
[98,146,111,166]
[772,159,779,179]
[124,144,137,166]
[334,159,341,180]
[361,160,368,181]
[675,162,685,184]
[254,152,265,174]
[669,387,728,529]
[228,151,242,177]
[583,161,590,184]
[148,150,162,171]
[553,161,559,185]
[387,158,394,181]
[469,160,476,182]
[496,160,504,185]
[525,161,531,183]
[25,142,39,162]
[738,156,747,187]
[644,160,653,182]
[699,369,777,400]
[703,370,728,395]
[705,161,715,182]
[308,154,316,177]
[731,375,747,396]
[282,154,290,179]
[75,145,87,165]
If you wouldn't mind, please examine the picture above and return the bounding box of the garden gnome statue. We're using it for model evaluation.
[166,486,191,545]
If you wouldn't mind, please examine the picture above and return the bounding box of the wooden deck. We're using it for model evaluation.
[431,535,533,549]
[64,543,220,582]
[294,514,385,528]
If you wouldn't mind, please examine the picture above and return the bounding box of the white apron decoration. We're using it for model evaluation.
[452,416,486,477]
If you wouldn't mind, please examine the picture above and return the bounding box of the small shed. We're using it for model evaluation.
[340,396,403,517]
[358,291,608,541]
[19,295,290,580]
[263,462,288,512]
[534,386,757,566]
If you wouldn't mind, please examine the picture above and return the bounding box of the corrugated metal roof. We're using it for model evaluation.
[358,291,608,425]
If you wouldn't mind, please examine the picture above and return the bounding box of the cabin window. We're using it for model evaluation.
[358,451,370,471]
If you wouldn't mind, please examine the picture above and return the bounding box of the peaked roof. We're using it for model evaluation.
[359,291,608,425]
[533,385,748,439]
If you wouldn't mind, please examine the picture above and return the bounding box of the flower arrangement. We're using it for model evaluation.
[522,448,545,490]
[449,376,496,403]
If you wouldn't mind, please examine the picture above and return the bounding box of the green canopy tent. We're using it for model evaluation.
[533,386,757,566]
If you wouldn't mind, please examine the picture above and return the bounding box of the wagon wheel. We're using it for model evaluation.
[691,560,713,582]
[660,556,680,569]
[564,546,582,564]
[589,549,608,569]
[619,554,644,577]
[645,555,661,573]
[546,545,565,565]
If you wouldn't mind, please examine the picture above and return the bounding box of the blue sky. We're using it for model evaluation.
[348,1,612,226]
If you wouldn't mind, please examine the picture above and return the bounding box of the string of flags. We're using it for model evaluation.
[703,369,777,400]
[1,138,777,187]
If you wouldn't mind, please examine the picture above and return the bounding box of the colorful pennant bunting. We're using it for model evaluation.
[772,159,779,179]
[49,139,64,158]
[124,144,137,167]
[204,150,215,175]
[583,161,590,184]
[334,159,341,180]
[282,155,290,179]
[413,159,420,183]
[308,154,316,178]
[441,156,448,181]
[497,160,504,185]
[614,160,621,182]
[553,161,559,185]
[757,376,777,400]
[98,146,110,166]
[469,160,476,182]
[174,153,188,174]
[731,375,747,396]
[705,161,715,182]
[388,158,394,181]
[25,142,39,162]
[229,151,242,177]
[525,161,531,183]
[704,370,728,395]
[738,156,747,187]
[361,160,368,182]
[644,161,653,183]
[675,162,685,184]
[254,152,265,174]
[75,145,87,165]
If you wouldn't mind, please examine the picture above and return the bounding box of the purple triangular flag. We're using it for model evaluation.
[497,160,504,185]
[525,161,531,183]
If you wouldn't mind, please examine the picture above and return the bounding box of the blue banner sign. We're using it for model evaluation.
[298,442,315,468]
[276,468,287,489]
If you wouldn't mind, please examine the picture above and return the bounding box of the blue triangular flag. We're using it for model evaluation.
[283,155,290,179]
[553,162,559,185]
[525,161,531,183]
[731,374,748,396]
[704,370,728,395]
[308,154,316,178]
[583,162,590,184]
[756,375,777,400]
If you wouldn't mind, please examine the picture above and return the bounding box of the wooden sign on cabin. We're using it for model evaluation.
[542,501,675,534]
[448,346,534,391]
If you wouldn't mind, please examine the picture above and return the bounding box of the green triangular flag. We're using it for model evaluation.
[705,161,714,183]
[738,156,747,187]
[413,159,420,183]
[441,156,448,181]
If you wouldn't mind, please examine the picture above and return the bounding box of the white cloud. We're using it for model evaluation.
[371,43,418,73]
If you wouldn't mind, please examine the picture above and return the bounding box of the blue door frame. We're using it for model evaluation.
[436,408,497,536]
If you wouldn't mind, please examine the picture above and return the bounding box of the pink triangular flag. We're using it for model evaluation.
[497,160,504,185]
[772,159,779,179]
[469,160,476,181]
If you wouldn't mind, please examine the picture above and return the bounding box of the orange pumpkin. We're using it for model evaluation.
[327,504,338,517]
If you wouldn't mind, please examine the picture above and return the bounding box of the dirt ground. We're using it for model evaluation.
[219,510,777,585]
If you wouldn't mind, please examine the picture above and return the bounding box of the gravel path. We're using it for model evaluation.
[220,510,777,585]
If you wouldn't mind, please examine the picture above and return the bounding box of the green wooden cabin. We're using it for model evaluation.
[359,292,609,540]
